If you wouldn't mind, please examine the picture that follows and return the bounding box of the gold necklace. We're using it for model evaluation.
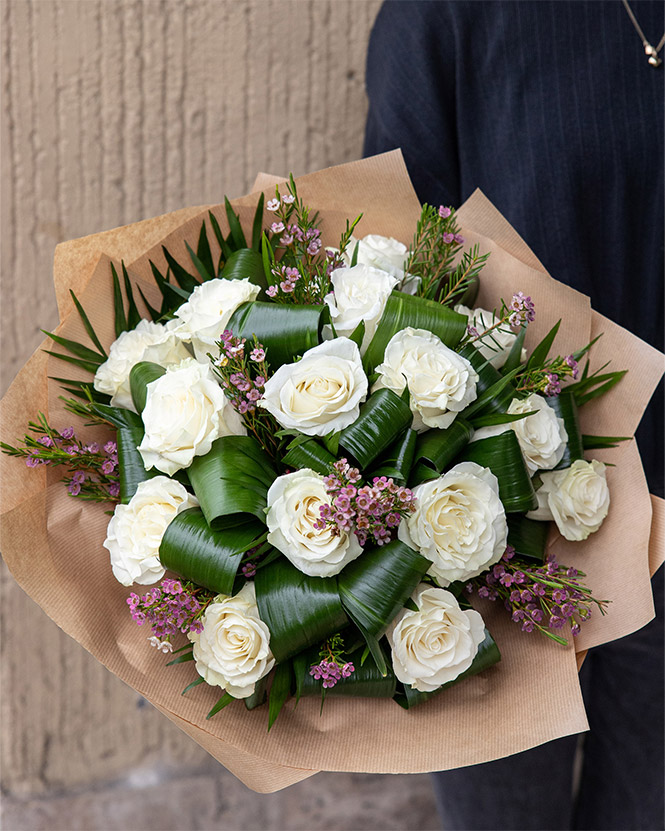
[622,0,665,67]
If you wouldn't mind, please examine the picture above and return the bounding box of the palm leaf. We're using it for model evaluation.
[68,290,107,357]
[224,196,247,250]
[161,246,200,293]
[251,193,265,251]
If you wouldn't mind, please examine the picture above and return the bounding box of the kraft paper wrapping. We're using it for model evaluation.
[1,152,663,793]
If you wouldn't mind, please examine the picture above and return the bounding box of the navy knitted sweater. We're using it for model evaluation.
[364,0,664,495]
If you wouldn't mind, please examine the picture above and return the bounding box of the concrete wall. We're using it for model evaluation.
[0,5,436,827]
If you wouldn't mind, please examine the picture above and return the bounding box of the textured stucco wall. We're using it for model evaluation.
[1,0,382,799]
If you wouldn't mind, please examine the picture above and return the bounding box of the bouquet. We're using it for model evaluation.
[1,152,662,792]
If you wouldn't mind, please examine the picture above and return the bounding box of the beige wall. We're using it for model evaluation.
[1,0,381,797]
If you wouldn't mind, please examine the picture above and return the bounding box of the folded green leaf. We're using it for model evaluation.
[282,437,336,475]
[295,643,396,699]
[251,193,265,252]
[129,361,166,413]
[254,558,348,664]
[363,291,467,374]
[187,435,277,528]
[338,540,430,640]
[458,431,537,512]
[160,508,263,595]
[220,249,267,291]
[227,301,324,369]
[546,390,584,469]
[409,419,473,487]
[339,389,413,471]
[243,672,269,711]
[470,410,536,429]
[507,514,549,563]
[370,428,418,483]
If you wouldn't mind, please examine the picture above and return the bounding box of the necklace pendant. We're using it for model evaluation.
[648,54,662,66]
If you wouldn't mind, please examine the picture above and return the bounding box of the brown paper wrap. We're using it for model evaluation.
[1,152,663,793]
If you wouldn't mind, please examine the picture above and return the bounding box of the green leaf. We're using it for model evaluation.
[208,211,233,261]
[111,262,128,337]
[395,626,500,709]
[459,344,516,416]
[41,330,105,365]
[507,514,549,563]
[268,661,292,731]
[162,246,200,293]
[220,248,267,291]
[409,419,473,487]
[370,428,418,483]
[295,643,396,699]
[526,320,561,370]
[121,262,142,330]
[243,672,269,710]
[129,361,166,413]
[339,389,413,471]
[181,676,205,696]
[185,241,215,283]
[166,650,195,666]
[458,431,537,512]
[136,285,163,322]
[470,410,536,429]
[282,437,336,475]
[206,691,235,719]
[582,434,631,450]
[187,435,277,528]
[149,260,191,313]
[546,390,584,469]
[261,232,275,284]
[160,508,263,595]
[568,370,627,407]
[350,241,359,267]
[68,290,107,357]
[347,320,365,350]
[43,350,101,375]
[196,221,216,278]
[251,193,265,251]
[363,291,467,374]
[254,558,348,664]
[502,324,528,374]
[337,540,430,639]
[225,196,248,249]
[227,301,323,368]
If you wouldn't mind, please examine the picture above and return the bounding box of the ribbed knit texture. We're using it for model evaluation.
[364,0,664,496]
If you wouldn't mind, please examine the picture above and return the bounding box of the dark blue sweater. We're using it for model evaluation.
[364,0,664,496]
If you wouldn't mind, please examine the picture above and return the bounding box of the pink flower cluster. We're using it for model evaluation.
[127,578,212,642]
[508,292,536,330]
[214,330,268,415]
[309,659,355,689]
[267,264,300,296]
[316,458,417,547]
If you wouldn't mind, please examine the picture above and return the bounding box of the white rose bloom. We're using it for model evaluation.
[93,319,191,411]
[345,234,419,294]
[171,277,260,364]
[399,462,508,586]
[387,584,486,692]
[324,264,398,354]
[373,328,478,432]
[472,394,568,475]
[266,469,363,577]
[188,583,275,699]
[455,304,523,369]
[259,338,368,437]
[138,358,246,475]
[103,476,198,586]
[527,459,610,541]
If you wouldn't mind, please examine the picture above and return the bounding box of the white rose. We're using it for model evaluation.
[266,469,363,577]
[455,304,523,369]
[372,327,478,432]
[93,319,191,411]
[472,394,568,475]
[324,264,398,354]
[387,584,486,692]
[103,476,198,586]
[259,338,368,437]
[188,583,275,699]
[527,459,610,541]
[171,278,260,364]
[138,358,246,475]
[345,234,419,293]
[399,462,508,585]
